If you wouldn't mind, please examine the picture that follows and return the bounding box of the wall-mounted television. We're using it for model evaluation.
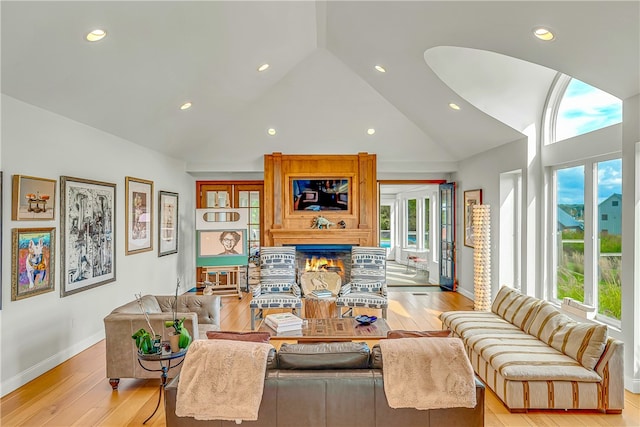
[291,178,350,212]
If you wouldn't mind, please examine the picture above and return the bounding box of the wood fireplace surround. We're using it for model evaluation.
[263,152,378,247]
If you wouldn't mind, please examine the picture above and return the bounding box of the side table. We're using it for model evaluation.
[304,294,338,318]
[137,347,188,424]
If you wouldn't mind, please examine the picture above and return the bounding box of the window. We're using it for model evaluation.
[551,158,622,322]
[545,75,622,144]
[406,199,417,247]
[423,198,430,250]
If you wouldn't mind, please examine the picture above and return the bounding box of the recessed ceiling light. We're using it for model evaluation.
[449,103,461,111]
[374,65,386,73]
[86,29,107,42]
[267,128,276,136]
[533,27,555,41]
[367,128,376,135]
[180,102,192,110]
[257,63,270,72]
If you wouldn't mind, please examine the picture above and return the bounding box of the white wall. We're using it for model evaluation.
[0,95,196,396]
[453,137,528,301]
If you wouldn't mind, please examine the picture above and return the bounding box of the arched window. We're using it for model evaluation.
[545,75,622,144]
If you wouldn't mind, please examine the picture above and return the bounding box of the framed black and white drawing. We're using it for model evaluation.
[125,176,153,255]
[60,176,116,297]
[158,190,178,257]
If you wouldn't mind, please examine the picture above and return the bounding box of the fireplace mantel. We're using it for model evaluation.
[263,153,378,247]
[269,229,372,247]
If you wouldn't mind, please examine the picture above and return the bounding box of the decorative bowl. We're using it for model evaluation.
[355,315,377,325]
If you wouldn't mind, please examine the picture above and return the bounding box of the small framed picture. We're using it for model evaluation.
[125,177,154,255]
[12,227,56,300]
[12,175,56,221]
[158,191,179,257]
[464,189,483,248]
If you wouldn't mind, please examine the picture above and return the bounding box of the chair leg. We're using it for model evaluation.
[251,308,256,330]
[382,307,387,319]
[338,307,343,318]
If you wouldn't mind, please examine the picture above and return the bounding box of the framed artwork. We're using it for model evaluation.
[11,227,56,300]
[12,174,56,220]
[125,176,153,255]
[60,176,116,297]
[0,172,2,308]
[196,229,249,267]
[464,189,483,248]
[158,190,179,257]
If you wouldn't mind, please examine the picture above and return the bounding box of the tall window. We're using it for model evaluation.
[423,198,430,250]
[406,199,417,247]
[238,189,261,262]
[552,158,622,322]
[380,205,391,249]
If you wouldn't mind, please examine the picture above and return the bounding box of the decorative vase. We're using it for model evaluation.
[169,333,181,353]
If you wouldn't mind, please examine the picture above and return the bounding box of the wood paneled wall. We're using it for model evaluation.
[263,152,378,246]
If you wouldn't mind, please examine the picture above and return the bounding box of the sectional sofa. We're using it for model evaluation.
[440,286,624,412]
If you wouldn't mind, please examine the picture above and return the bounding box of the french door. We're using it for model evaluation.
[439,182,456,290]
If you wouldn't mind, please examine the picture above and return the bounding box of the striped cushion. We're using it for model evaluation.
[250,294,303,309]
[335,293,388,309]
[260,247,296,283]
[527,301,607,370]
[491,286,541,331]
[349,281,385,294]
[350,247,386,282]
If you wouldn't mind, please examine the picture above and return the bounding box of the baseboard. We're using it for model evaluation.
[0,330,105,397]
[457,287,474,301]
[625,375,640,393]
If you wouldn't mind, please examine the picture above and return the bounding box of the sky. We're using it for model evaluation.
[557,159,622,205]
[555,79,622,142]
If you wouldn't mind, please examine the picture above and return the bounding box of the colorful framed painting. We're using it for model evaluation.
[11,174,56,220]
[158,190,179,257]
[60,176,116,297]
[125,176,153,255]
[464,189,483,248]
[11,227,56,300]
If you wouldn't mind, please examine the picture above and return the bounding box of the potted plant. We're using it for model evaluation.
[164,278,192,351]
[132,293,161,354]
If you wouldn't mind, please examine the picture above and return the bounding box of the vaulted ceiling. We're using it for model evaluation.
[2,1,638,175]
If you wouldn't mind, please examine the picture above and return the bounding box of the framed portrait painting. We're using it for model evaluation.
[12,174,56,220]
[60,176,116,297]
[125,177,153,255]
[12,227,56,300]
[158,190,178,257]
[464,189,483,248]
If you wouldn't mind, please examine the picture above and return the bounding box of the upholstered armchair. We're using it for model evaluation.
[336,247,388,319]
[250,246,303,330]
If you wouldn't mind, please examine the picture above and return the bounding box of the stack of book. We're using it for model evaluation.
[264,313,304,333]
[310,289,333,299]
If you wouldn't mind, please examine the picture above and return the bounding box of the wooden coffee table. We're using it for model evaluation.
[258,317,390,343]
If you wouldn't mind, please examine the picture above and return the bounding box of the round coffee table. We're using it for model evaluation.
[304,294,338,318]
[137,347,188,424]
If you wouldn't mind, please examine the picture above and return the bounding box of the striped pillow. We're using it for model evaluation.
[527,301,607,370]
[491,286,541,331]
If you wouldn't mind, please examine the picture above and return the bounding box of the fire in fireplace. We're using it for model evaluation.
[294,245,352,277]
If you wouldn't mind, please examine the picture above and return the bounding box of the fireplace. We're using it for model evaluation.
[293,244,353,294]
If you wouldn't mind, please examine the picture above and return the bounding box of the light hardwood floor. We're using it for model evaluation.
[2,289,639,426]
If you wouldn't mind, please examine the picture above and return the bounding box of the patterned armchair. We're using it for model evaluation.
[336,247,388,319]
[250,246,303,330]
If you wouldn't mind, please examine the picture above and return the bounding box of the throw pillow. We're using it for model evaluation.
[206,331,271,343]
[491,286,542,331]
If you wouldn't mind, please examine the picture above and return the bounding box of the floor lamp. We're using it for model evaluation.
[473,204,491,311]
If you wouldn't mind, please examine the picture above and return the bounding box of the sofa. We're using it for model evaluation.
[165,340,485,427]
[103,294,221,390]
[440,286,624,413]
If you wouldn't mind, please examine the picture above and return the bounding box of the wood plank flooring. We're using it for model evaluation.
[2,289,638,426]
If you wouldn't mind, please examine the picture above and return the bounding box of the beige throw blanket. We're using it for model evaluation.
[176,339,272,421]
[379,337,476,410]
